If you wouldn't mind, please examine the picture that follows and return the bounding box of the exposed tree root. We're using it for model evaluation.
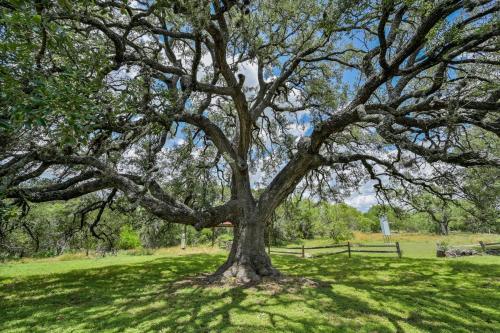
[208,254,281,285]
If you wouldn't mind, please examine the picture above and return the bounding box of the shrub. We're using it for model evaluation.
[118,225,141,250]
[436,241,449,252]
[319,204,354,243]
[327,222,353,243]
[217,233,233,249]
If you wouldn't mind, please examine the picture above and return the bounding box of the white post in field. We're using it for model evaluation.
[181,225,187,250]
[380,215,391,242]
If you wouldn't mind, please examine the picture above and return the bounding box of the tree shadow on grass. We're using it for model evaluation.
[0,254,499,332]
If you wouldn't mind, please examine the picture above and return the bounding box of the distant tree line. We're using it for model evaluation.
[1,181,497,259]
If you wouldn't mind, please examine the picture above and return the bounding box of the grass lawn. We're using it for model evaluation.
[279,232,500,258]
[1,234,499,333]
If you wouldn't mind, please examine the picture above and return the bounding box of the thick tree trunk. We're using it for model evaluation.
[211,217,279,283]
[440,222,449,235]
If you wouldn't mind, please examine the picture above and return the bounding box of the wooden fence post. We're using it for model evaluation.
[479,241,486,252]
[396,242,402,258]
[302,245,305,258]
[347,242,351,258]
[268,243,271,255]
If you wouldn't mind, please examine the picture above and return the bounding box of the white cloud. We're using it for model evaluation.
[346,181,378,212]
[288,123,308,138]
[236,60,259,90]
[171,137,186,147]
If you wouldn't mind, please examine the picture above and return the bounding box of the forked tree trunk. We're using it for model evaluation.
[211,216,279,283]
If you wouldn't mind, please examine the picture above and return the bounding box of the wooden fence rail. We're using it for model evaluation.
[293,244,348,250]
[270,250,303,255]
[313,250,349,257]
[352,244,396,248]
[481,241,500,246]
[350,250,398,253]
[268,241,402,258]
[434,240,500,257]
[479,241,500,252]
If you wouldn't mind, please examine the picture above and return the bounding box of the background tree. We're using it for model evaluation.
[1,0,499,282]
[408,194,454,235]
[271,198,319,242]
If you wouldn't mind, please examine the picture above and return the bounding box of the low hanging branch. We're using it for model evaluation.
[1,0,499,282]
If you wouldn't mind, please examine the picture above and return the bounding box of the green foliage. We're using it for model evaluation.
[139,218,181,248]
[271,198,319,243]
[460,167,500,233]
[272,199,375,244]
[1,0,498,270]
[217,233,233,242]
[0,2,120,145]
[364,205,434,233]
[4,190,497,259]
[194,228,215,245]
[118,225,141,250]
[436,241,449,252]
[317,203,354,242]
[0,202,18,223]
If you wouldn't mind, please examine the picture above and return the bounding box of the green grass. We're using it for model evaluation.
[1,235,499,333]
[279,232,500,259]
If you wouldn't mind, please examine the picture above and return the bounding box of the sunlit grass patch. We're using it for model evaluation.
[1,235,499,332]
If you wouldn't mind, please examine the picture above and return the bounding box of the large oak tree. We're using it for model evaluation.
[1,0,499,282]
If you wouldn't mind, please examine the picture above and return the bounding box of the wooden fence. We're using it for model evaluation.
[479,241,500,253]
[268,241,402,258]
[436,240,500,256]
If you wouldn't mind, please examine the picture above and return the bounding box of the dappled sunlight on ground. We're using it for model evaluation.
[1,250,499,333]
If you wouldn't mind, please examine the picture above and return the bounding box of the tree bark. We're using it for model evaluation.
[439,221,449,235]
[211,215,279,283]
